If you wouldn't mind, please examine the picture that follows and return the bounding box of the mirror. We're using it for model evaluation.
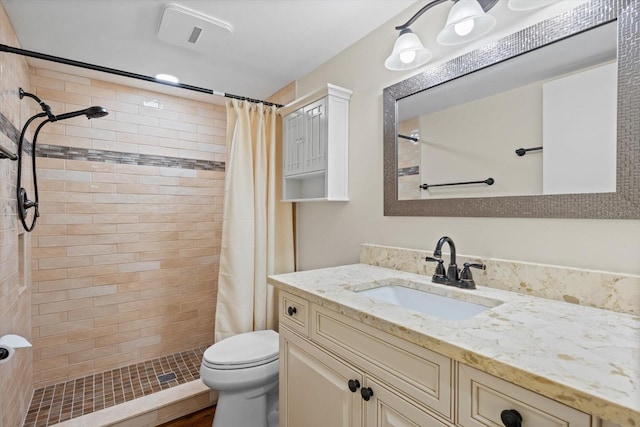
[397,23,617,200]
[383,0,639,218]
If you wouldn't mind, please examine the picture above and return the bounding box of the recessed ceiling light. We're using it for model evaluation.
[155,73,179,84]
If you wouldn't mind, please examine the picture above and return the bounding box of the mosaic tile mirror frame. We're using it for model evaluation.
[383,0,639,218]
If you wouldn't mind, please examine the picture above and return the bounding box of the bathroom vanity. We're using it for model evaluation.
[269,264,638,427]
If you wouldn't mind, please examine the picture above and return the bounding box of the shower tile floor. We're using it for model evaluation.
[23,346,208,427]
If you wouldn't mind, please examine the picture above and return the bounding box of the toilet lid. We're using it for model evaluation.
[203,330,279,369]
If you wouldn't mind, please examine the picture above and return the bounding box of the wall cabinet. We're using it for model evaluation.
[280,84,351,201]
[278,291,618,427]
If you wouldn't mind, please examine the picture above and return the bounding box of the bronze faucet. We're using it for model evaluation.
[425,236,485,289]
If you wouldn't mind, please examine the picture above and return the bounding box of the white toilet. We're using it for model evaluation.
[200,330,280,427]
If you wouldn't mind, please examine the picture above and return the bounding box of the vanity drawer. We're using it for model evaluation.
[310,304,453,420]
[458,364,591,427]
[279,291,309,337]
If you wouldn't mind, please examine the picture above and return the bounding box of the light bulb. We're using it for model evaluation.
[399,50,417,64]
[454,19,475,36]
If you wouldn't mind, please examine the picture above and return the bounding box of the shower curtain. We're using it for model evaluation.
[214,100,294,342]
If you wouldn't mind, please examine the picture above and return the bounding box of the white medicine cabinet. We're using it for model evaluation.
[279,84,352,202]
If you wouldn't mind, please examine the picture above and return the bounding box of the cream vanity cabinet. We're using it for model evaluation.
[279,292,454,427]
[278,291,609,427]
[280,84,351,202]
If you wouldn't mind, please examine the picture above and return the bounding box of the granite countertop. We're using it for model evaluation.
[268,263,640,427]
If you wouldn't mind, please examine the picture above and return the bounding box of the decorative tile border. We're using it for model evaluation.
[0,111,225,170]
[0,110,25,157]
[360,244,640,315]
[398,166,419,177]
[35,144,225,171]
[0,111,20,145]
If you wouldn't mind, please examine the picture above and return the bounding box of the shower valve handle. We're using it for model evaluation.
[23,199,37,209]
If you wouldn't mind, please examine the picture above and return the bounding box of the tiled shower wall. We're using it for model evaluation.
[29,69,226,387]
[0,3,33,427]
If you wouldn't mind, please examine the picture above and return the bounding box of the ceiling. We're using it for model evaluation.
[2,0,417,103]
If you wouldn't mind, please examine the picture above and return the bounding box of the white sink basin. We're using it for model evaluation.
[357,284,495,321]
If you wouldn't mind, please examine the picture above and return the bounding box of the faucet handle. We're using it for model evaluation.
[425,256,446,278]
[459,262,485,289]
[463,262,486,271]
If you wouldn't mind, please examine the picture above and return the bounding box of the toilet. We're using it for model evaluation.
[200,330,280,427]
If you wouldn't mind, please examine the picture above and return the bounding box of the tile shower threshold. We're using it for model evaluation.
[24,346,214,427]
[49,381,214,427]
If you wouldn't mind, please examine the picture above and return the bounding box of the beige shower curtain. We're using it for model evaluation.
[214,100,294,342]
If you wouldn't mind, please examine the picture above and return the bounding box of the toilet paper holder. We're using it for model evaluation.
[0,334,32,364]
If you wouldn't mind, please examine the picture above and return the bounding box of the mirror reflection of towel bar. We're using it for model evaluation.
[398,134,418,142]
[515,146,543,156]
[420,178,494,190]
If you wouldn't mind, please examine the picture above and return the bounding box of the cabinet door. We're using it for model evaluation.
[304,98,327,173]
[311,304,453,419]
[280,328,363,427]
[283,109,305,176]
[364,377,451,427]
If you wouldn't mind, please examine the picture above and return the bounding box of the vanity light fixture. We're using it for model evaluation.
[385,0,498,70]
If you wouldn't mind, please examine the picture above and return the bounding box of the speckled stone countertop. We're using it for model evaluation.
[268,264,640,427]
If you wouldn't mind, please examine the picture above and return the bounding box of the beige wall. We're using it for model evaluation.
[0,3,33,427]
[419,83,542,199]
[294,1,640,276]
[29,70,225,386]
[267,81,296,107]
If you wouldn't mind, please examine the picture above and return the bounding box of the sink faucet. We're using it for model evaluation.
[425,236,485,289]
[434,236,458,282]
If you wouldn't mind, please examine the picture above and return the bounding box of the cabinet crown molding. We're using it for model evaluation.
[279,83,353,117]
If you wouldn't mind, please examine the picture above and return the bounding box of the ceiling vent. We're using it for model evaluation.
[158,3,233,52]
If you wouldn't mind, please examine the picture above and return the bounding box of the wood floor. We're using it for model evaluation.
[158,405,216,427]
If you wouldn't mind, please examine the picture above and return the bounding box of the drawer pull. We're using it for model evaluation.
[360,387,374,401]
[287,306,297,316]
[500,409,523,427]
[348,379,360,393]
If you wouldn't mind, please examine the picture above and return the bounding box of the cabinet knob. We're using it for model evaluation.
[500,409,523,427]
[360,387,374,401]
[347,379,360,393]
[287,306,297,316]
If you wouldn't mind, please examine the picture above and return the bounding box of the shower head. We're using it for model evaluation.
[16,88,109,232]
[53,106,109,121]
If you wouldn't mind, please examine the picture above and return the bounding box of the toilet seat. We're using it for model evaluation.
[203,330,279,370]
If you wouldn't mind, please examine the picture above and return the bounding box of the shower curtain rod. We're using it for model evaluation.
[0,44,283,108]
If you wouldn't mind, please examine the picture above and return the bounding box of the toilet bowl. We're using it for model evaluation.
[200,330,279,427]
